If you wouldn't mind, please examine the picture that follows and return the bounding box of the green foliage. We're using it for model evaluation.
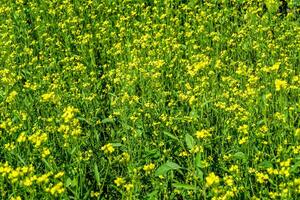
[0,0,300,199]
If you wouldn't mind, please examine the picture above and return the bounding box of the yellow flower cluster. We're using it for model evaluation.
[101,143,115,154]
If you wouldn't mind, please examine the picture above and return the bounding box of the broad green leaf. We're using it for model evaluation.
[65,178,72,187]
[145,149,161,159]
[165,161,181,170]
[65,177,77,187]
[233,152,247,162]
[196,168,204,182]
[185,133,195,149]
[194,153,202,168]
[155,161,181,176]
[258,161,273,169]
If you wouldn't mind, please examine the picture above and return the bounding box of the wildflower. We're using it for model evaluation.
[266,93,272,100]
[143,163,155,173]
[6,91,18,103]
[190,145,204,154]
[36,172,52,184]
[124,183,134,192]
[224,175,234,186]
[101,143,115,154]
[54,171,65,179]
[91,191,100,197]
[195,129,211,139]
[41,148,51,158]
[62,106,79,122]
[275,79,288,91]
[260,125,269,133]
[237,125,249,134]
[238,137,248,145]
[114,177,125,186]
[17,132,26,143]
[10,196,22,200]
[179,151,189,157]
[255,172,269,183]
[205,172,220,187]
[41,92,56,102]
[119,152,130,163]
[22,176,34,186]
[229,165,239,173]
[45,182,65,195]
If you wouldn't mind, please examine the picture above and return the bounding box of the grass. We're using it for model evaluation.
[0,0,300,199]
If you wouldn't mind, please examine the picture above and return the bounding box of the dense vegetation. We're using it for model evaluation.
[0,0,300,199]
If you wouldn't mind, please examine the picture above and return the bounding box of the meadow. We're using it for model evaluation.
[0,0,300,199]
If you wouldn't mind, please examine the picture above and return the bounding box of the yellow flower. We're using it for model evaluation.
[237,125,249,134]
[41,148,51,158]
[266,93,272,100]
[143,163,155,173]
[91,191,100,197]
[205,172,220,187]
[238,136,248,145]
[275,79,288,91]
[255,172,269,183]
[195,129,211,139]
[179,151,189,157]
[224,175,234,186]
[10,196,22,200]
[22,177,34,186]
[62,106,79,122]
[101,143,115,154]
[17,132,26,143]
[119,152,130,163]
[114,177,125,186]
[124,183,134,192]
[54,171,65,179]
[6,91,18,103]
[36,172,52,184]
[45,182,64,195]
[41,91,56,102]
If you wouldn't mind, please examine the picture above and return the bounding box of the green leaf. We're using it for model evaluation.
[258,161,273,169]
[155,161,181,176]
[288,0,300,8]
[185,133,195,149]
[77,117,92,125]
[145,149,161,159]
[94,163,100,186]
[111,143,122,147]
[194,153,202,168]
[146,190,158,200]
[172,183,196,190]
[265,0,280,13]
[66,178,72,187]
[165,161,181,169]
[102,118,114,123]
[196,168,204,182]
[233,152,247,162]
[65,177,77,187]
[291,161,300,172]
[42,159,53,170]
[163,131,179,141]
